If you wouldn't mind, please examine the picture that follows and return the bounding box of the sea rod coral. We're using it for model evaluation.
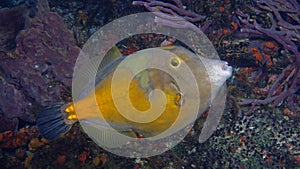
[235,0,300,115]
[132,0,213,32]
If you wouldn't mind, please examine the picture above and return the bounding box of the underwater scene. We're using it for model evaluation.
[0,0,299,168]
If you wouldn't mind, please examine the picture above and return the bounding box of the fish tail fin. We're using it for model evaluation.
[36,103,76,140]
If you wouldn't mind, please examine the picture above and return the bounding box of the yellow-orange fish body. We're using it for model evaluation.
[36,46,232,141]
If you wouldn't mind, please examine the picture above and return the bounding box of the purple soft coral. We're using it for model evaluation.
[235,0,300,115]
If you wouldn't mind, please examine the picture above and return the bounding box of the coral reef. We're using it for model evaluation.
[132,0,300,168]
[0,0,299,168]
[197,109,300,168]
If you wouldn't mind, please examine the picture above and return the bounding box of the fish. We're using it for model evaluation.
[36,45,232,146]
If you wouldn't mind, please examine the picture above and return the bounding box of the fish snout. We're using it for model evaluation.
[221,61,233,78]
[221,61,231,71]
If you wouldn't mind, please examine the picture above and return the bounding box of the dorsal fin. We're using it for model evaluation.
[98,45,123,72]
[73,46,123,100]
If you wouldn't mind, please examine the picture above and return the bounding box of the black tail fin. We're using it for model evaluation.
[36,103,74,140]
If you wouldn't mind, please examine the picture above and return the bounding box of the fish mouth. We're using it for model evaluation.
[221,61,233,78]
[221,61,232,72]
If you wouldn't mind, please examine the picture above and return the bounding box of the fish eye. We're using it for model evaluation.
[169,57,180,68]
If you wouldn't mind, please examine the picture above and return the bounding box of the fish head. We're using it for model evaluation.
[151,46,232,107]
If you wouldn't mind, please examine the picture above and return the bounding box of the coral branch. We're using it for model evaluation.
[132,0,208,31]
[133,0,205,21]
[235,0,300,115]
